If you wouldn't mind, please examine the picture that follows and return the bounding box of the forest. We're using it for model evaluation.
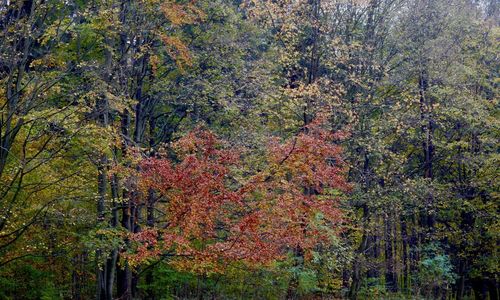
[0,0,498,299]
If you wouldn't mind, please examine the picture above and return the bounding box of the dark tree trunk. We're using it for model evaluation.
[409,214,420,293]
[456,260,466,300]
[117,258,132,300]
[401,217,409,292]
[349,204,369,299]
[418,69,435,234]
[385,213,398,292]
[117,108,132,300]
[96,97,109,299]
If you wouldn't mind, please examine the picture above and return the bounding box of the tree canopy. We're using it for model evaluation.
[0,0,498,299]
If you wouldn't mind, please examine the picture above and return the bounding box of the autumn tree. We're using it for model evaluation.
[130,115,350,296]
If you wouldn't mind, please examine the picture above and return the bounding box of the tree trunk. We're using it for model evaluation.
[401,217,409,292]
[418,69,435,234]
[385,212,398,292]
[409,213,420,293]
[96,138,109,300]
[349,204,369,299]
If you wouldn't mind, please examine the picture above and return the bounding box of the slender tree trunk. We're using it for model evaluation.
[409,213,420,294]
[385,212,398,292]
[105,253,118,300]
[349,204,369,299]
[401,217,409,292]
[117,189,132,300]
[117,109,132,300]
[96,113,109,300]
[145,191,156,298]
[419,69,435,234]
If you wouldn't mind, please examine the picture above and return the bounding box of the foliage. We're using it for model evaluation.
[130,116,349,273]
[0,0,497,299]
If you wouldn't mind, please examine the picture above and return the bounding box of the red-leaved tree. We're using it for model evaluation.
[128,116,350,272]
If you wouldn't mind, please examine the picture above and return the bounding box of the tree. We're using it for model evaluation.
[128,116,350,294]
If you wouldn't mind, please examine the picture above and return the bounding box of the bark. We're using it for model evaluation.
[401,217,409,292]
[145,193,156,299]
[72,254,86,300]
[117,187,132,300]
[117,259,132,300]
[349,204,369,299]
[384,212,398,292]
[105,252,118,300]
[418,70,434,181]
[456,260,466,300]
[409,213,420,293]
[96,169,107,299]
[95,20,117,297]
[96,142,109,300]
[367,214,380,280]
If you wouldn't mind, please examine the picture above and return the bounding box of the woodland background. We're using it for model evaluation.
[0,0,498,299]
